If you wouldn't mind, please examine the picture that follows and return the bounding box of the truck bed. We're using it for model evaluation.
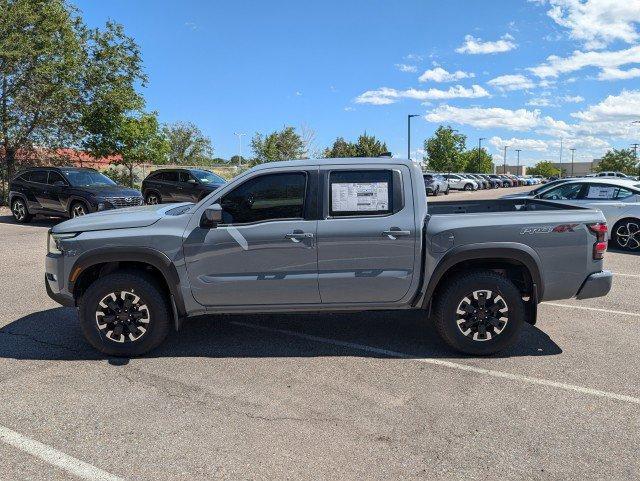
[428,198,584,215]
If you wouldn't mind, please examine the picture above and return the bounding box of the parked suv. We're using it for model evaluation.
[423,173,449,196]
[9,167,143,223]
[442,173,477,191]
[141,168,226,204]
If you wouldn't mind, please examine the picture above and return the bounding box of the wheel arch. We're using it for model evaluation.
[69,247,186,321]
[422,244,543,312]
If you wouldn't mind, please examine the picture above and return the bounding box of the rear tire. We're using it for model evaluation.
[444,186,449,195]
[464,183,473,191]
[11,198,32,223]
[611,218,640,251]
[78,272,171,357]
[433,270,525,355]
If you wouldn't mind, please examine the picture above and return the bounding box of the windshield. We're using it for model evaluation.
[63,170,116,187]
[191,170,225,184]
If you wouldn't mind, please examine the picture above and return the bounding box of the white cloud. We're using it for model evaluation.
[542,0,640,49]
[424,105,540,131]
[561,95,584,103]
[395,63,418,73]
[488,74,536,91]
[355,85,489,105]
[527,96,556,107]
[597,67,640,80]
[418,67,474,82]
[455,34,517,54]
[489,136,550,152]
[529,44,640,78]
[571,89,640,122]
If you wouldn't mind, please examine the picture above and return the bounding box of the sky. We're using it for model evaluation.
[75,0,640,167]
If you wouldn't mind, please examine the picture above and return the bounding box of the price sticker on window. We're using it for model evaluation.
[331,182,389,212]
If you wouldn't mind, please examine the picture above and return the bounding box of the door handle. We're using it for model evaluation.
[285,231,314,243]
[382,228,411,238]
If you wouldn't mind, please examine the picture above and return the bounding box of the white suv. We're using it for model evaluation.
[442,173,478,191]
[595,171,631,178]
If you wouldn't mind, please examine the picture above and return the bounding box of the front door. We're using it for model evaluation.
[317,166,417,304]
[184,170,320,306]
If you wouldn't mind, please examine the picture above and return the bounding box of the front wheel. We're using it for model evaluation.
[612,218,640,251]
[464,183,473,191]
[70,201,88,218]
[78,272,171,356]
[433,270,525,355]
[444,186,449,195]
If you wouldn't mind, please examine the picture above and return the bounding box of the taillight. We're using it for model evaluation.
[588,223,608,260]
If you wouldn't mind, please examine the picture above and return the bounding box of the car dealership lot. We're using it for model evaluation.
[0,194,638,481]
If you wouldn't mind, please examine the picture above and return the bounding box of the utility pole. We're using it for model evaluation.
[407,114,419,161]
[477,137,485,172]
[503,145,508,174]
[569,148,576,177]
[559,138,563,178]
[233,132,246,167]
[515,149,522,175]
[632,143,639,177]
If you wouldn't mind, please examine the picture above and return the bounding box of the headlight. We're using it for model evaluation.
[47,232,78,255]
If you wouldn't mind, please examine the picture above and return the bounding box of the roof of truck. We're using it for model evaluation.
[251,157,416,171]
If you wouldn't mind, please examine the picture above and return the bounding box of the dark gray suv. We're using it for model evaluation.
[141,168,226,204]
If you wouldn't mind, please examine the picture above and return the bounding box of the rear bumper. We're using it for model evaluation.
[575,270,613,300]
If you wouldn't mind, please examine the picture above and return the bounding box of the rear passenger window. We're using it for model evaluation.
[220,172,307,224]
[329,170,393,217]
[162,171,178,182]
[29,171,48,184]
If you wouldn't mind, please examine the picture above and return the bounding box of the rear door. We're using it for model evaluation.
[184,169,321,306]
[178,171,199,202]
[26,170,49,212]
[44,171,68,213]
[316,165,417,304]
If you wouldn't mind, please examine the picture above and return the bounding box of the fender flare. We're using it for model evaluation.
[421,242,544,309]
[68,246,186,317]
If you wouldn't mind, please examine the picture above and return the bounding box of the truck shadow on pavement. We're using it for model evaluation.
[0,307,562,363]
[0,214,61,227]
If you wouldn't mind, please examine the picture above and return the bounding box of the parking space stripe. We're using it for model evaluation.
[232,321,640,406]
[542,302,640,318]
[0,425,124,481]
[611,272,640,278]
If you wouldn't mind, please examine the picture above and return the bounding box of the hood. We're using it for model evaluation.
[79,185,142,198]
[501,192,533,199]
[52,202,192,234]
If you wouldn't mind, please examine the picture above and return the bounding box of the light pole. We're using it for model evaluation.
[233,132,246,167]
[633,121,640,177]
[503,145,508,174]
[559,138,563,178]
[569,148,576,177]
[515,149,522,175]
[407,114,419,161]
[477,137,485,172]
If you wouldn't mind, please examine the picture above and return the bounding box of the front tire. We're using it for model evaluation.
[464,183,473,191]
[78,272,171,356]
[612,218,640,251]
[11,198,32,223]
[433,270,525,355]
[70,201,88,218]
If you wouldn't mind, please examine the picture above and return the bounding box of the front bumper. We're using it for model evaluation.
[45,253,74,307]
[575,270,613,300]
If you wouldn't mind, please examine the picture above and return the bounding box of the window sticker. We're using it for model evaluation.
[587,186,615,199]
[331,182,389,212]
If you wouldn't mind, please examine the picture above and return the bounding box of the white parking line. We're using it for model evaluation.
[0,425,124,481]
[612,272,640,278]
[542,302,640,318]
[232,321,640,406]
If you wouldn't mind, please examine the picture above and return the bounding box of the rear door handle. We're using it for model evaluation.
[285,231,314,243]
[382,228,411,238]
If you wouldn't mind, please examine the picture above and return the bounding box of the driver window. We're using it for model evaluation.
[541,183,583,200]
[179,172,192,183]
[219,172,307,225]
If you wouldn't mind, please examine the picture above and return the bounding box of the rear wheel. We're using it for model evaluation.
[464,183,473,191]
[444,186,449,195]
[78,272,171,356]
[612,218,640,251]
[433,270,525,355]
[11,198,32,223]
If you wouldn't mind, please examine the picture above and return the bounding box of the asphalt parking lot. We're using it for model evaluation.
[0,188,639,481]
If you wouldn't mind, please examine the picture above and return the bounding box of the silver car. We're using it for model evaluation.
[527,178,640,251]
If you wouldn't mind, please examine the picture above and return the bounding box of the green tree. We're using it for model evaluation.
[229,155,247,165]
[354,133,389,157]
[0,0,85,177]
[162,122,213,166]
[250,126,305,164]
[527,161,560,178]
[323,134,388,158]
[462,148,494,173]
[424,126,467,172]
[594,148,637,175]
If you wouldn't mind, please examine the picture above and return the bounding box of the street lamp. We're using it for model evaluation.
[633,121,640,177]
[407,114,420,161]
[503,145,508,174]
[515,149,522,174]
[233,132,246,167]
[569,148,576,177]
[478,137,486,172]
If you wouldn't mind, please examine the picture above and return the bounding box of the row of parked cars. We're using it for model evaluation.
[423,172,544,195]
[8,166,227,222]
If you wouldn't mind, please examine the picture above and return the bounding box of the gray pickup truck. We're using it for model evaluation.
[45,158,612,357]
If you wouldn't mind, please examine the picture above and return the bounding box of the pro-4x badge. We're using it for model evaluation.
[520,224,579,235]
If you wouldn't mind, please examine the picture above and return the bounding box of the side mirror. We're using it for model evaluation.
[200,203,223,228]
[187,178,197,184]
